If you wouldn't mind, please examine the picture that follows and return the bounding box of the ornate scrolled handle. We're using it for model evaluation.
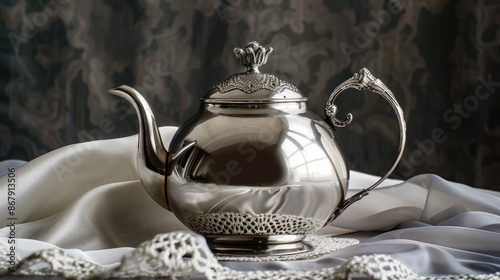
[324,68,407,224]
[324,68,397,127]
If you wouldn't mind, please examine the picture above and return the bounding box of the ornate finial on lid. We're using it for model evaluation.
[233,41,273,73]
[205,40,303,98]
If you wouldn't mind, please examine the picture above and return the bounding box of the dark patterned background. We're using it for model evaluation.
[1,0,499,190]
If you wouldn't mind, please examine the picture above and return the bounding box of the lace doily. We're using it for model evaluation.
[2,231,500,280]
[215,234,359,262]
[186,212,324,235]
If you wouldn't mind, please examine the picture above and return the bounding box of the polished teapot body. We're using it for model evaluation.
[167,100,348,241]
[109,41,406,251]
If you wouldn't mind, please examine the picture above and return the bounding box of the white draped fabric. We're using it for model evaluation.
[0,127,499,279]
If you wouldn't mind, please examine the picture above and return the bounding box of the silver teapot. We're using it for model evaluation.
[109,41,406,255]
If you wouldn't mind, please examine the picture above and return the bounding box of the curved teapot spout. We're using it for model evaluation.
[108,85,189,211]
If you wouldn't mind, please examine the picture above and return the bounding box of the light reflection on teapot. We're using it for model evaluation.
[108,41,406,256]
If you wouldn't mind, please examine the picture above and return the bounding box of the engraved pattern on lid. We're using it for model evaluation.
[214,72,299,94]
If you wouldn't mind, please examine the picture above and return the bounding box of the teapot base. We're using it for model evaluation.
[206,234,305,244]
[206,235,314,256]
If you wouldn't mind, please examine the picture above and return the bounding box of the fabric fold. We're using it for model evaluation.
[1,126,500,277]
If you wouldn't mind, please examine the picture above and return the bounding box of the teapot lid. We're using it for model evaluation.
[201,41,307,103]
